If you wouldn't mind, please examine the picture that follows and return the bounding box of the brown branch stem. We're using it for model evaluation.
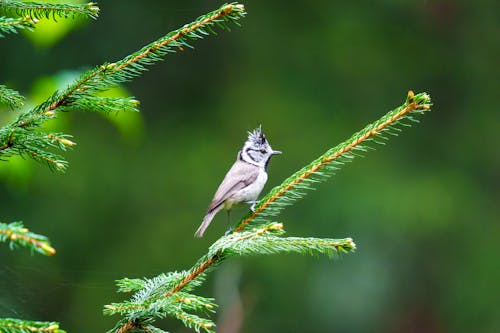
[0,131,14,151]
[0,226,56,256]
[164,256,216,298]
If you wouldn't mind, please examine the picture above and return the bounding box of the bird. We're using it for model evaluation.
[195,127,281,238]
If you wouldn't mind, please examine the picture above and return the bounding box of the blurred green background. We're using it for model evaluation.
[1,1,498,332]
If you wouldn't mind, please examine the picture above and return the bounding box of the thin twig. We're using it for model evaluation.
[0,225,56,256]
[47,3,241,113]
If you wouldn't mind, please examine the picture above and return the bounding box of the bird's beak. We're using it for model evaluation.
[272,150,282,155]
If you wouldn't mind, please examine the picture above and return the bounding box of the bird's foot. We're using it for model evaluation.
[247,200,258,212]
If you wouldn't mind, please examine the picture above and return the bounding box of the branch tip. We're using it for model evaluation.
[407,90,415,101]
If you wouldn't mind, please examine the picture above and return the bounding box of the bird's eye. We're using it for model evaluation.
[260,149,267,154]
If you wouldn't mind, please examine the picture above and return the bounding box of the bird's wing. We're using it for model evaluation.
[207,161,259,212]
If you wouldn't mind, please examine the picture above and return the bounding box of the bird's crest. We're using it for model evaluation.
[247,126,266,146]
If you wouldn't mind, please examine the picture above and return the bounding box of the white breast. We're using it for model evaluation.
[225,169,267,209]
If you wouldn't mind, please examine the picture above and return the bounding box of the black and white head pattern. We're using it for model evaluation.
[239,127,280,169]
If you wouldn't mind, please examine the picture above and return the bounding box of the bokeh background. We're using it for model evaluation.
[1,1,498,332]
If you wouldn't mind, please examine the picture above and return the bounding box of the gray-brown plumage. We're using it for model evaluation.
[195,127,281,238]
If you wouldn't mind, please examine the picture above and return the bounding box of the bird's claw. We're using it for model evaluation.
[247,200,257,212]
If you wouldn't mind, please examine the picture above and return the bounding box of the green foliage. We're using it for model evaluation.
[0,15,36,37]
[0,84,24,108]
[213,230,355,258]
[0,0,98,38]
[0,221,55,255]
[105,223,355,333]
[0,318,65,333]
[69,96,140,114]
[0,0,99,21]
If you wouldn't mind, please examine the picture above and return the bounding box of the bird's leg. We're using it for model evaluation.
[224,210,232,235]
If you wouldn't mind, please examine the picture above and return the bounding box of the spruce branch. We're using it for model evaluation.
[0,15,37,37]
[40,2,245,113]
[105,91,430,333]
[0,1,99,20]
[63,96,141,115]
[0,318,65,333]
[234,90,432,232]
[0,221,56,255]
[0,2,246,172]
[105,221,355,333]
[0,84,25,108]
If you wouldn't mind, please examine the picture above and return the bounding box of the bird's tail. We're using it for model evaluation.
[195,206,222,238]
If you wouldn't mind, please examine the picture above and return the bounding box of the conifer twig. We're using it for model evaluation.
[42,2,245,113]
[0,318,65,333]
[0,84,25,108]
[0,15,37,37]
[0,1,99,20]
[0,221,56,256]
